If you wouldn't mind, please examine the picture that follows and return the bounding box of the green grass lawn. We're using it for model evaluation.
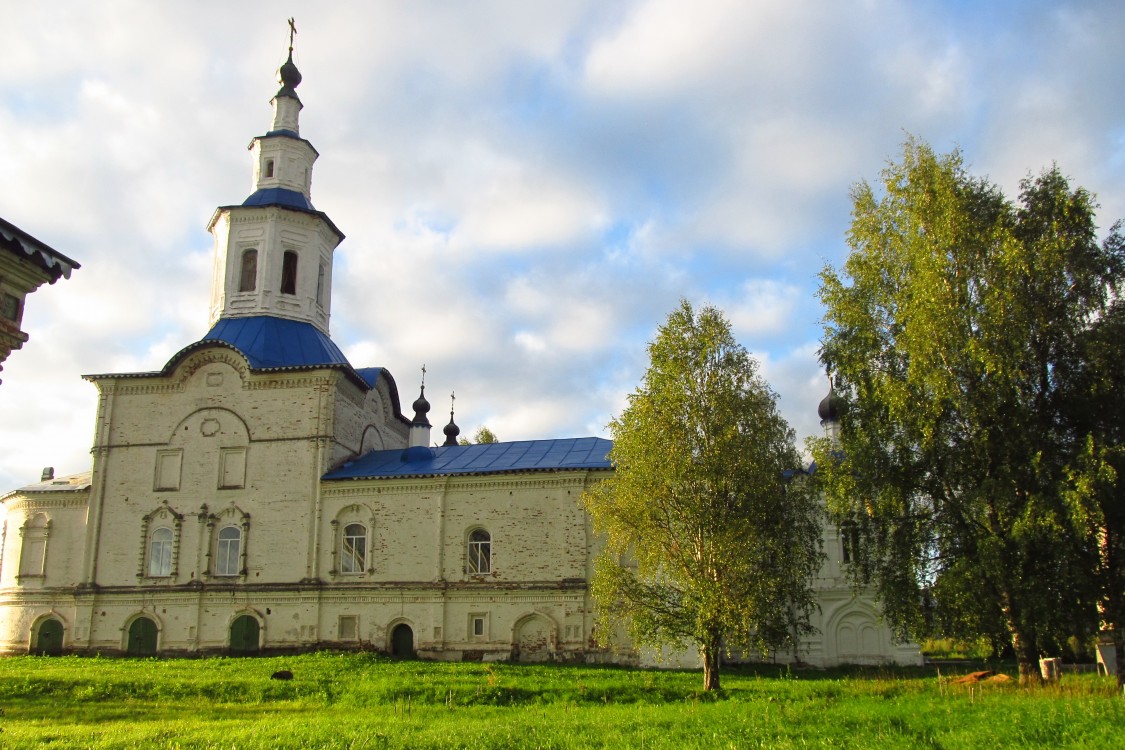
[0,652,1120,749]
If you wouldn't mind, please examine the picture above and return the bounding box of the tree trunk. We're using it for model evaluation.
[1002,591,1041,686]
[701,639,721,692]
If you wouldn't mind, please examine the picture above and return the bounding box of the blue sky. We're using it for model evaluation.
[2,1,1124,491]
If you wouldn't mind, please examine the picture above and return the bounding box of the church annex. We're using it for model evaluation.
[0,43,920,668]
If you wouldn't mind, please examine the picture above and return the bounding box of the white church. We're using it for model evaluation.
[0,43,920,668]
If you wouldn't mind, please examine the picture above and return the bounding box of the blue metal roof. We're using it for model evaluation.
[242,187,315,211]
[353,367,384,389]
[324,437,614,480]
[201,316,351,369]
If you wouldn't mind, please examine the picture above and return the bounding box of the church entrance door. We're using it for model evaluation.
[230,615,260,654]
[390,624,414,658]
[127,617,158,656]
[33,618,64,655]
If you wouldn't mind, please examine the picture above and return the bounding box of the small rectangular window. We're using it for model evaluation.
[264,159,275,179]
[219,447,247,489]
[154,450,183,491]
[469,613,487,639]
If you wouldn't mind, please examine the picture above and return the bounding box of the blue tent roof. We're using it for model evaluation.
[200,316,351,369]
[324,437,614,480]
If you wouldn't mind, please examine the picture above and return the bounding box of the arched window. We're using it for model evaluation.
[316,261,326,306]
[280,251,298,295]
[238,249,257,292]
[215,526,242,576]
[467,529,491,575]
[264,159,275,179]
[148,527,174,577]
[340,523,367,574]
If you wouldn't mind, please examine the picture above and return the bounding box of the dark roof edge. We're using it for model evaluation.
[207,203,344,242]
[323,465,614,482]
[371,366,410,426]
[0,217,81,280]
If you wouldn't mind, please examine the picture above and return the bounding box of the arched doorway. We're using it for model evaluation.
[514,616,553,663]
[127,617,158,656]
[33,618,64,655]
[390,623,414,658]
[230,615,261,654]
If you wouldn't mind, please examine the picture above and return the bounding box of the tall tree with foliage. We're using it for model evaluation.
[813,138,1124,683]
[584,301,822,692]
[1059,298,1125,688]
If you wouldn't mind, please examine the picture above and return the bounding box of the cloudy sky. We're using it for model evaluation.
[2,1,1123,490]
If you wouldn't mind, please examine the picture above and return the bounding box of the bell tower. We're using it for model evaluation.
[206,21,344,336]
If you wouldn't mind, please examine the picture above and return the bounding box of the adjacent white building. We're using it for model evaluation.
[0,45,920,668]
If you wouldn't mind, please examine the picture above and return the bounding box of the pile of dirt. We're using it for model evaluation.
[951,671,993,684]
[948,670,1014,685]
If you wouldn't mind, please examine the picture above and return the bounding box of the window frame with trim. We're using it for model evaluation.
[467,528,491,576]
[329,505,375,578]
[205,506,250,579]
[17,514,50,581]
[238,249,258,293]
[147,527,174,577]
[338,522,368,575]
[137,501,184,580]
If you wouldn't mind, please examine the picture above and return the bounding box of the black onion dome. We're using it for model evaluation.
[442,413,461,446]
[276,51,303,99]
[411,386,431,425]
[818,385,844,422]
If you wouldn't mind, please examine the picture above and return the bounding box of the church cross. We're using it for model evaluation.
[288,18,297,53]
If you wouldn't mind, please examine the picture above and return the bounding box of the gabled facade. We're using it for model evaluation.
[0,42,919,668]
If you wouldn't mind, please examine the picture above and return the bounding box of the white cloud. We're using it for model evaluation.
[2,0,1125,491]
